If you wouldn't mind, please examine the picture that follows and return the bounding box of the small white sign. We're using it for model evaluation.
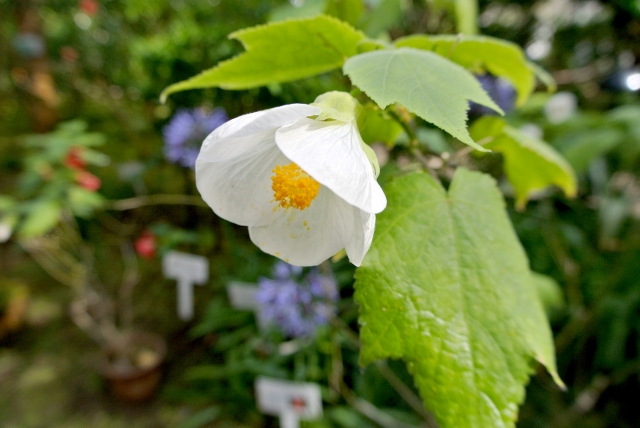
[162,251,209,321]
[255,377,323,428]
[226,281,270,330]
[227,281,260,309]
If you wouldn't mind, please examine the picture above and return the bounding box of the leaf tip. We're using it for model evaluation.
[493,104,505,116]
[557,379,568,391]
[159,90,169,104]
[564,182,578,199]
[548,368,567,391]
[535,353,565,390]
[467,137,492,153]
[528,61,557,94]
[160,83,182,103]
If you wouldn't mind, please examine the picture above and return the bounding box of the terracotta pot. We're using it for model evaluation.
[101,331,166,402]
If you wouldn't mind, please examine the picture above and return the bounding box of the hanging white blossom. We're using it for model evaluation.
[195,91,386,266]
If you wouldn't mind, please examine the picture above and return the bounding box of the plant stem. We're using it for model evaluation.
[118,241,139,330]
[386,107,420,147]
[332,339,418,428]
[105,194,208,211]
[340,384,418,428]
[375,361,438,426]
[386,107,443,182]
[332,318,439,426]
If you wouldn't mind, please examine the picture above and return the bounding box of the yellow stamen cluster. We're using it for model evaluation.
[271,162,321,210]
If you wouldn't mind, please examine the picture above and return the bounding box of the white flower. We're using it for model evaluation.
[195,92,386,266]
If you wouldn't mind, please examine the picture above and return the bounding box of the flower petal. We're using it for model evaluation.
[275,119,387,214]
[198,104,319,163]
[345,209,376,267]
[248,189,355,266]
[196,142,288,226]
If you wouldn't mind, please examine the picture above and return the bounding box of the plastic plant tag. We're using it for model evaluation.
[227,281,260,309]
[162,251,209,321]
[255,377,323,428]
[226,281,269,330]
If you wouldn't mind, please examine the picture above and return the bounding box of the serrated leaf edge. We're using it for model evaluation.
[343,48,503,151]
[160,14,364,102]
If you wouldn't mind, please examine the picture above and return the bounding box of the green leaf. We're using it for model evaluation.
[608,104,640,124]
[185,360,287,380]
[269,0,327,22]
[176,406,220,428]
[356,38,391,53]
[360,0,408,38]
[417,127,452,154]
[343,47,501,151]
[184,364,235,381]
[555,128,624,173]
[357,104,404,145]
[470,117,577,210]
[325,0,364,26]
[18,200,61,238]
[327,406,376,428]
[67,186,105,218]
[161,15,365,100]
[354,169,562,428]
[0,196,16,212]
[1,213,19,231]
[532,273,565,319]
[395,35,535,106]
[268,0,363,27]
[527,61,557,93]
[83,148,111,167]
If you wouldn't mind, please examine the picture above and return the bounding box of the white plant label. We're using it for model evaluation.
[255,376,322,428]
[227,281,260,309]
[226,281,269,330]
[162,251,209,321]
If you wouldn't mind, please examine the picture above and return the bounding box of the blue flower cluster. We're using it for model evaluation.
[162,107,228,168]
[469,74,517,117]
[255,262,339,338]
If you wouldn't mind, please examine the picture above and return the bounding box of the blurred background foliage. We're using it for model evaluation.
[0,0,639,427]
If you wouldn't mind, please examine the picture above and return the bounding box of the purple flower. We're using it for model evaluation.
[273,262,303,281]
[469,74,517,117]
[162,107,228,168]
[255,262,338,338]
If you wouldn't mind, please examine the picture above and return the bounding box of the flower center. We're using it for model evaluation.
[271,163,321,210]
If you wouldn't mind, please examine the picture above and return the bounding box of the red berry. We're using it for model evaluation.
[65,147,85,169]
[80,0,99,16]
[76,170,101,191]
[60,46,78,64]
[134,231,157,259]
